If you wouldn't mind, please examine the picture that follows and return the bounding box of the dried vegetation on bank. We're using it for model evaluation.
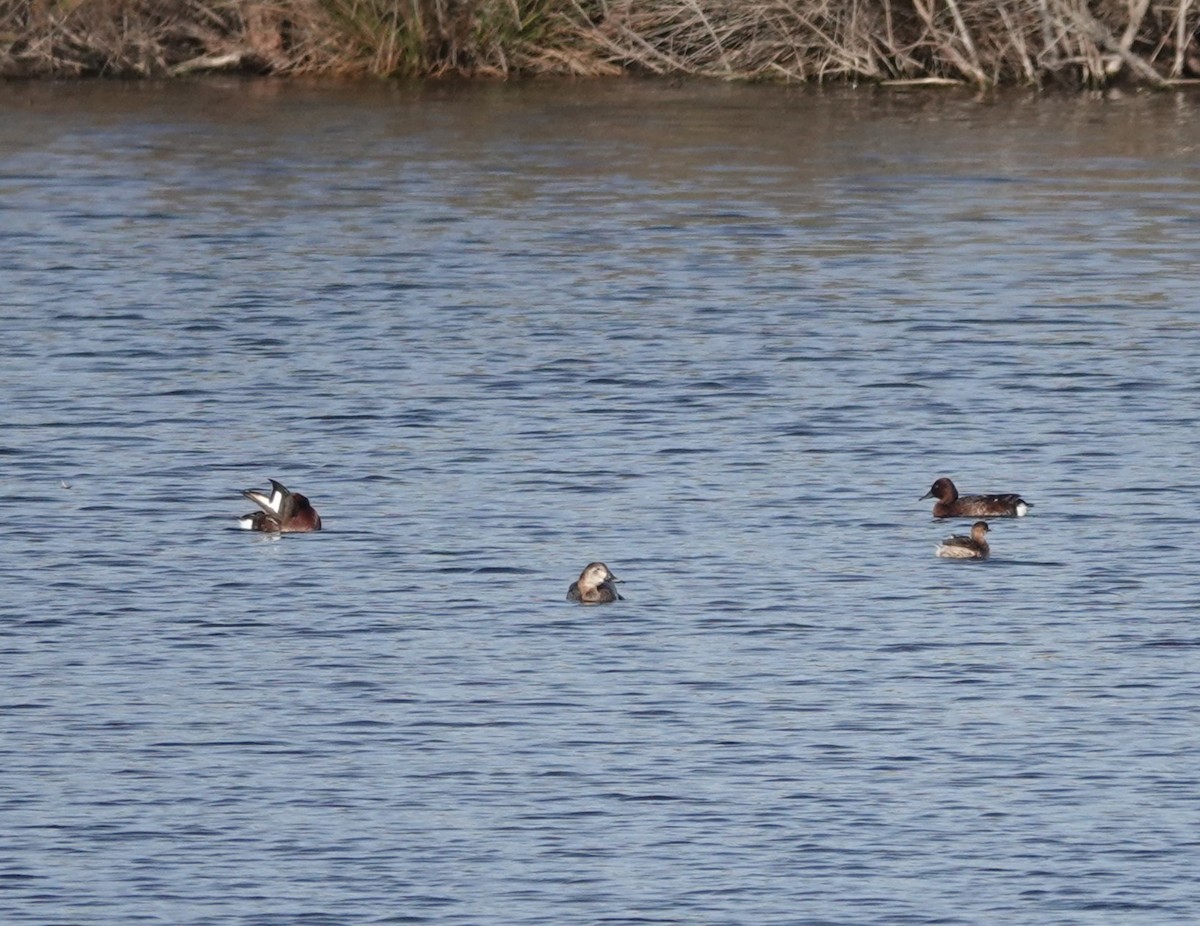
[2,0,1199,87]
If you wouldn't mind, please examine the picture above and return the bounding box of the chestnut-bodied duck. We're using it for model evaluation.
[238,479,322,533]
[922,476,1031,518]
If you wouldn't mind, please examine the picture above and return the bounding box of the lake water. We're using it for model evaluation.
[2,78,1199,925]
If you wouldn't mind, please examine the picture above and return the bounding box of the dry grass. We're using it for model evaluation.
[1,0,1198,85]
[573,0,1200,87]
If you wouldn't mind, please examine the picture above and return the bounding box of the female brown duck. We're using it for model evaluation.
[567,562,624,603]
[935,521,990,559]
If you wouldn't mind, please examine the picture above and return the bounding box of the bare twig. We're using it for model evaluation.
[1174,0,1194,77]
[1065,0,1167,86]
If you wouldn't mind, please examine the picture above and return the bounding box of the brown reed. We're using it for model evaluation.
[1,0,1197,86]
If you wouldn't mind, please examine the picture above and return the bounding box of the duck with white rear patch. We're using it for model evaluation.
[238,478,322,533]
[921,477,1031,518]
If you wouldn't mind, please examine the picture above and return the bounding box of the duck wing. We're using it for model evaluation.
[972,492,1030,507]
[242,479,290,516]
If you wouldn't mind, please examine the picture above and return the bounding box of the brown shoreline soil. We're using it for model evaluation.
[2,1,1199,87]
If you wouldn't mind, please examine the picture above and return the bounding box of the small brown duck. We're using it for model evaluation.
[237,479,322,533]
[921,476,1031,518]
[567,562,624,603]
[935,521,990,559]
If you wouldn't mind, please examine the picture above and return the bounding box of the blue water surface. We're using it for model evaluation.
[2,79,1199,925]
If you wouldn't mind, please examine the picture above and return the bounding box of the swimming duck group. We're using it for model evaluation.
[237,472,1035,600]
[921,476,1033,561]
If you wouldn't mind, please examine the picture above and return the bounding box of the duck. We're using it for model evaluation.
[237,479,322,533]
[935,521,990,559]
[921,476,1032,518]
[567,562,624,603]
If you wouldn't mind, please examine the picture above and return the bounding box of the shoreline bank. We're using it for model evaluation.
[3,1,1199,88]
